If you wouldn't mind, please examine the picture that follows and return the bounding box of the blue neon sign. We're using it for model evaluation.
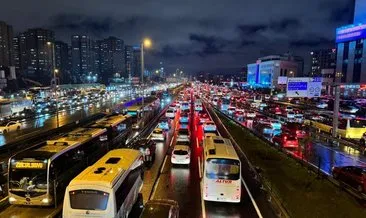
[336,24,366,43]
[288,82,307,91]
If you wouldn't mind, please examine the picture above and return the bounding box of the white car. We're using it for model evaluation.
[246,111,256,118]
[203,121,217,132]
[227,106,236,115]
[171,144,191,165]
[176,129,190,142]
[150,128,165,141]
[165,109,175,118]
[316,102,328,109]
[286,111,296,119]
[0,121,21,134]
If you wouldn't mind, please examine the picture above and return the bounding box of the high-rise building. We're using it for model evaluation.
[335,0,366,83]
[71,35,94,83]
[99,37,124,84]
[125,45,134,80]
[55,41,71,84]
[93,40,101,80]
[247,55,298,88]
[354,0,365,23]
[0,21,14,68]
[132,46,141,78]
[13,28,54,85]
[310,49,336,77]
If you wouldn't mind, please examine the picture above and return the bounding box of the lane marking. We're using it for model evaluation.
[169,136,175,147]
[198,156,202,178]
[151,176,161,200]
[160,156,168,174]
[241,176,263,218]
[200,181,207,218]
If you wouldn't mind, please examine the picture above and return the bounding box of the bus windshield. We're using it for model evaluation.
[206,158,240,180]
[69,190,109,210]
[9,168,47,192]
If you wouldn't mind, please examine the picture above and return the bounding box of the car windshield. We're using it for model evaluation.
[173,150,189,155]
[179,129,189,135]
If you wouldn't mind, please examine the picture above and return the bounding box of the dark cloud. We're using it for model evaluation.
[237,24,267,35]
[0,0,354,74]
[189,33,229,56]
[289,37,335,47]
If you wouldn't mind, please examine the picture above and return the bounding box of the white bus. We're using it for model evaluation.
[63,149,144,218]
[8,127,108,206]
[202,136,241,203]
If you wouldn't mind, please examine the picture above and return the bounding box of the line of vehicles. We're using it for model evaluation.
[164,89,243,203]
[195,82,366,197]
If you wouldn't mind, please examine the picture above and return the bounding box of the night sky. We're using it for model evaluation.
[0,0,354,75]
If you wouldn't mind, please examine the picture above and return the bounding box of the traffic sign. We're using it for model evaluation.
[286,77,322,98]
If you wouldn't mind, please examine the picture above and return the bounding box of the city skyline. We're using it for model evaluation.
[0,0,355,75]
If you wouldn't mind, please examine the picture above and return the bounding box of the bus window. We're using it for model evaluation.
[69,190,109,210]
[205,158,240,180]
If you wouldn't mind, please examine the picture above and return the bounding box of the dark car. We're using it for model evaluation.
[282,122,307,138]
[332,166,366,193]
[140,199,179,218]
[134,138,156,163]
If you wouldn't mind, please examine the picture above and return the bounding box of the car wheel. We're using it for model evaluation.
[357,184,364,193]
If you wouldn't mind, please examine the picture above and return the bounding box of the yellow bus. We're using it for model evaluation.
[63,149,144,218]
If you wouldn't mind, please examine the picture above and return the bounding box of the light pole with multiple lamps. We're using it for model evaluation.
[140,38,152,118]
[47,41,59,128]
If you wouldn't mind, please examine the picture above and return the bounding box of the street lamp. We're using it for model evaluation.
[47,41,59,128]
[140,38,152,117]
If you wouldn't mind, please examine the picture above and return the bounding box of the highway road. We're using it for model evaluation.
[148,91,277,218]
[0,95,130,147]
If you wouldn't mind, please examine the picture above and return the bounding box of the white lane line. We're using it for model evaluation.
[160,156,168,174]
[196,138,199,149]
[151,176,161,200]
[241,177,263,218]
[169,136,175,147]
[198,156,202,178]
[200,181,207,218]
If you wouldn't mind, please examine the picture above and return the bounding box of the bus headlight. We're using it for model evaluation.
[9,197,16,202]
[42,198,50,204]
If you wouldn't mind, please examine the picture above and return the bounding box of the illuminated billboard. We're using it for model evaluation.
[336,24,366,43]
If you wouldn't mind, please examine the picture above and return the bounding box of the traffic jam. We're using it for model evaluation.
[195,82,366,198]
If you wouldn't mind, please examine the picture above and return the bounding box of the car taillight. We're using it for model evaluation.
[186,156,189,159]
[296,130,300,134]
[283,136,287,141]
[172,155,176,159]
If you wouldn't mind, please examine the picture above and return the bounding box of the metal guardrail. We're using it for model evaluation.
[205,103,290,218]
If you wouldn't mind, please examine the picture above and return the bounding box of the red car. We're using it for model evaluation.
[332,166,366,193]
[282,123,307,138]
[272,133,299,148]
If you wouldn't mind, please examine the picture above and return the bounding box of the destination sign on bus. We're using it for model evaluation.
[215,179,233,184]
[14,162,46,169]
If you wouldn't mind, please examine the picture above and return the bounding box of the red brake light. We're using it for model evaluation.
[283,136,287,141]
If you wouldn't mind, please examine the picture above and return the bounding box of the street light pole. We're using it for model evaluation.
[140,42,145,116]
[48,42,59,128]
